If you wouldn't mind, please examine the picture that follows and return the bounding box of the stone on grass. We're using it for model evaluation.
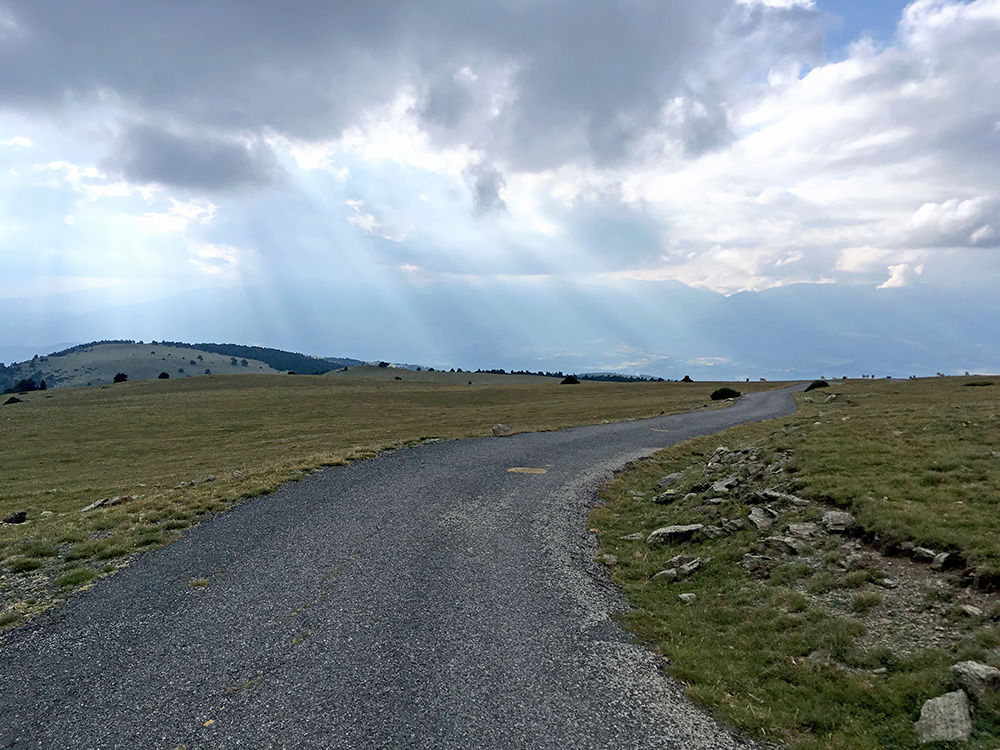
[646,524,704,545]
[82,495,132,512]
[601,554,618,566]
[788,522,820,538]
[711,477,740,495]
[748,507,772,530]
[492,423,513,436]
[951,661,1000,702]
[821,511,857,533]
[765,536,807,555]
[2,510,27,524]
[959,605,984,618]
[702,525,725,539]
[652,568,679,582]
[678,593,697,604]
[912,547,937,563]
[913,690,972,743]
[657,472,685,488]
[620,532,644,541]
[721,518,746,534]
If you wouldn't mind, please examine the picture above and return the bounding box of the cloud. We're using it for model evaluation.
[878,263,923,289]
[463,161,508,215]
[110,124,281,190]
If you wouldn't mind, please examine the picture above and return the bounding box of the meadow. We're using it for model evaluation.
[0,372,772,627]
[593,376,1000,749]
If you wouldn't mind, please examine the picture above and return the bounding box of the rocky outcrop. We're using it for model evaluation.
[821,511,856,533]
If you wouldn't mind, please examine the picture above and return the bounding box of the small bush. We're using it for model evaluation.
[710,387,741,400]
[157,372,170,379]
[804,380,830,392]
[113,372,128,383]
[7,557,43,573]
[851,591,883,614]
[561,375,580,385]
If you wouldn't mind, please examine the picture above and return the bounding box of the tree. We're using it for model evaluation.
[39,380,47,391]
[113,373,128,383]
[158,372,170,379]
[241,359,248,367]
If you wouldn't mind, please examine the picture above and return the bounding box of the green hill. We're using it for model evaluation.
[0,341,283,390]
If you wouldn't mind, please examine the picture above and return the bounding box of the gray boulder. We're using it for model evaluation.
[950,661,1000,702]
[788,522,820,538]
[652,568,678,582]
[765,536,808,555]
[646,524,704,545]
[913,690,972,743]
[491,423,513,436]
[748,507,772,530]
[821,510,857,533]
[657,472,685,488]
[710,476,740,495]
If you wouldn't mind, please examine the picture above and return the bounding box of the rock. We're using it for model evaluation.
[2,510,27,524]
[875,577,899,589]
[931,552,964,571]
[711,477,740,495]
[761,489,809,506]
[679,559,702,576]
[82,496,132,512]
[678,593,697,604]
[646,524,704,545]
[765,536,807,555]
[3,396,22,405]
[704,497,724,505]
[39,510,54,518]
[748,507,772,530]
[912,547,937,562]
[742,554,774,572]
[667,554,699,567]
[821,511,857,533]
[959,605,984,618]
[914,690,972,743]
[202,474,216,483]
[900,541,915,552]
[601,554,618,565]
[491,423,513,436]
[788,522,820,538]
[951,661,1000,702]
[621,532,644,541]
[721,518,746,534]
[652,490,681,505]
[653,568,679,582]
[702,525,725,539]
[657,472,685,488]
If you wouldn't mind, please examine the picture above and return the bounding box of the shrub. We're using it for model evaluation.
[561,375,580,385]
[710,387,741,400]
[804,380,829,392]
[157,372,170,379]
[113,372,128,383]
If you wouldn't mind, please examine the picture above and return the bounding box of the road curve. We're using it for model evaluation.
[0,388,797,749]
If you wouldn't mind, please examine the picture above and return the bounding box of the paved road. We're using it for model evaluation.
[0,388,797,749]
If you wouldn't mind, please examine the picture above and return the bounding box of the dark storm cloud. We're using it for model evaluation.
[0,0,833,191]
[463,162,508,216]
[111,124,281,190]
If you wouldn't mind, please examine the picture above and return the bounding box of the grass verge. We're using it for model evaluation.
[592,376,1000,749]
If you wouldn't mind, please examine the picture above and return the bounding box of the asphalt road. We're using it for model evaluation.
[0,388,797,749]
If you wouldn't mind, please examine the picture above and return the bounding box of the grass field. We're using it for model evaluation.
[592,376,1000,749]
[0,372,776,628]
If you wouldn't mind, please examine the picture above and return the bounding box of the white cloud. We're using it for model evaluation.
[188,241,241,275]
[0,136,30,147]
[878,263,924,289]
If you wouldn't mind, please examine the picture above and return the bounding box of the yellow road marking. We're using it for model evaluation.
[649,428,670,433]
[507,467,548,474]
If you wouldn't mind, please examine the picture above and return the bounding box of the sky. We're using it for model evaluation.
[0,0,998,379]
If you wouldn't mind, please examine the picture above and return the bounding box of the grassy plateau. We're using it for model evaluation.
[0,372,771,628]
[593,376,1000,749]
